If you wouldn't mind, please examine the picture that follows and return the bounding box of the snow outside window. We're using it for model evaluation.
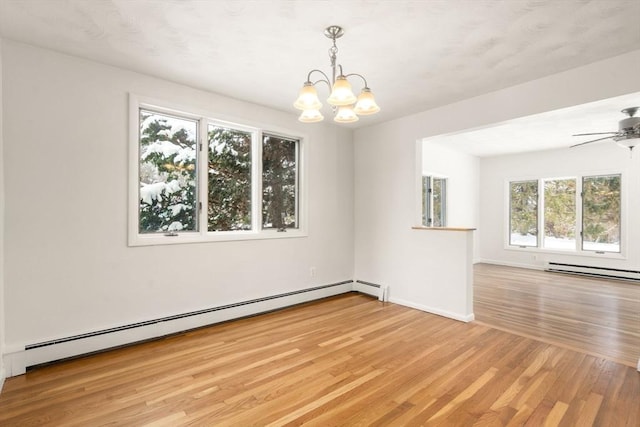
[507,174,622,254]
[129,96,305,246]
[509,180,538,247]
[582,174,621,253]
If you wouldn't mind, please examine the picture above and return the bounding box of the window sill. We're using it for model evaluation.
[504,245,626,260]
[129,229,308,247]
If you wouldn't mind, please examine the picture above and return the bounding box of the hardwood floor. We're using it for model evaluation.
[474,263,640,368]
[1,291,638,426]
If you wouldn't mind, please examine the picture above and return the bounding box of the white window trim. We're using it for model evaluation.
[422,173,448,227]
[503,170,627,259]
[128,94,308,246]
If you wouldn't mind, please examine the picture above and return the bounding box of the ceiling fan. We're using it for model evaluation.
[571,107,640,152]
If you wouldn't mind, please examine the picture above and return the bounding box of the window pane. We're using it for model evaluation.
[207,125,252,231]
[139,109,198,233]
[543,179,576,250]
[422,176,431,226]
[510,180,538,246]
[582,174,621,253]
[433,178,446,227]
[262,134,298,229]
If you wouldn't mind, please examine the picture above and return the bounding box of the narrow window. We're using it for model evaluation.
[422,176,447,227]
[509,180,538,247]
[262,133,299,230]
[432,177,447,227]
[138,108,198,234]
[207,124,253,231]
[582,174,621,253]
[543,179,576,250]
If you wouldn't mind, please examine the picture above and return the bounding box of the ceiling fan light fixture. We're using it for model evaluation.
[571,106,640,152]
[614,135,640,149]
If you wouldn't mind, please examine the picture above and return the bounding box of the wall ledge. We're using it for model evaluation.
[412,226,476,231]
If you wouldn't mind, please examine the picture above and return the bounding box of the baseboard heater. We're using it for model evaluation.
[5,280,360,377]
[545,262,640,282]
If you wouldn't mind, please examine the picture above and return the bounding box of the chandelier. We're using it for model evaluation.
[294,25,380,123]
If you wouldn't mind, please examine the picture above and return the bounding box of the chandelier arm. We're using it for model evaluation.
[305,69,333,91]
[343,73,370,88]
[306,69,331,84]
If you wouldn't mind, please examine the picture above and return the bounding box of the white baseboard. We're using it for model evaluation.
[476,258,545,271]
[0,367,5,392]
[4,281,354,377]
[389,297,474,323]
[3,279,478,378]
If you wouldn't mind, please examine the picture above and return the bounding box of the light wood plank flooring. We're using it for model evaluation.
[1,292,638,426]
[474,263,640,368]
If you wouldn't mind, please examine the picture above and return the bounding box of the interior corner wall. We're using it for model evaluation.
[0,37,6,388]
[353,49,640,313]
[1,40,354,357]
[479,145,640,270]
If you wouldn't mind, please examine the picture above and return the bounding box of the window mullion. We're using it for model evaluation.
[199,118,209,236]
[538,179,543,248]
[253,130,263,232]
[576,177,583,252]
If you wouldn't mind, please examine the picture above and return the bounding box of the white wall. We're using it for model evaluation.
[479,144,640,270]
[354,49,640,320]
[422,141,480,257]
[0,37,5,388]
[1,40,354,354]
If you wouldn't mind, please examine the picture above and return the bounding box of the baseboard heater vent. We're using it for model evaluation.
[545,262,640,282]
[4,280,355,377]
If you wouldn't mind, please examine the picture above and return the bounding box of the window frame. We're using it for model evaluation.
[541,177,577,251]
[508,179,539,248]
[129,94,307,246]
[504,171,626,259]
[422,174,448,227]
[581,173,622,254]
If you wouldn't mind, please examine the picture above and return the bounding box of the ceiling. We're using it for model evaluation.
[427,91,640,157]
[0,0,639,152]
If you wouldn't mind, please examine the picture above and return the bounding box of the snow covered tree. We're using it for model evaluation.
[138,111,299,234]
[138,110,197,233]
[207,126,252,231]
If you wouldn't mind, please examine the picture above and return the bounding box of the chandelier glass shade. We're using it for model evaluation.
[294,25,380,123]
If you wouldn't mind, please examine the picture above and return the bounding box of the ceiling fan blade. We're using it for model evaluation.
[572,132,618,136]
[570,136,614,148]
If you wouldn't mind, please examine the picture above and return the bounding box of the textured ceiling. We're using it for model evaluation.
[0,0,639,144]
[427,91,640,157]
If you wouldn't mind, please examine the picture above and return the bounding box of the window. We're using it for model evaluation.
[509,180,538,247]
[543,178,576,250]
[582,174,621,253]
[207,124,253,231]
[138,109,199,234]
[130,96,305,245]
[262,134,299,230]
[507,174,622,254]
[422,176,447,227]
